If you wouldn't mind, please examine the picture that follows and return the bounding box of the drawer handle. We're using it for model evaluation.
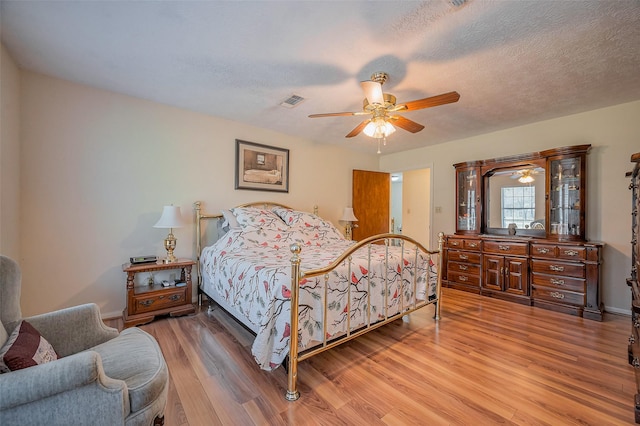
[459,265,468,271]
[550,291,565,299]
[537,248,550,254]
[549,265,565,272]
[498,245,510,251]
[169,294,182,301]
[630,335,636,344]
[635,319,640,329]
[459,275,468,282]
[550,278,565,285]
[563,250,579,256]
[633,357,640,368]
[459,254,469,260]
[140,299,154,307]
[451,241,460,246]
[467,242,478,248]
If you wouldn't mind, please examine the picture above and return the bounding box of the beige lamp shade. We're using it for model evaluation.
[153,205,184,228]
[340,207,358,222]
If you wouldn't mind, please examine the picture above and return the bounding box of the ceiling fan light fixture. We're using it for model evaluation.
[518,174,534,183]
[363,118,395,138]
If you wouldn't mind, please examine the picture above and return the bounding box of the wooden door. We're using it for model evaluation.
[352,170,390,241]
[505,257,529,295]
[483,255,503,291]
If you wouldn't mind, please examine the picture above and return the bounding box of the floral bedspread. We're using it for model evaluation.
[200,208,437,371]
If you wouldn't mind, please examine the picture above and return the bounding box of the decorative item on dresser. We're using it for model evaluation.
[442,144,604,320]
[122,259,195,328]
[626,152,640,423]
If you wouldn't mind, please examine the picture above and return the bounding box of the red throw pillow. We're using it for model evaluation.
[0,320,59,373]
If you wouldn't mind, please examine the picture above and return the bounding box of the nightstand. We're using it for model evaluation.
[122,259,196,328]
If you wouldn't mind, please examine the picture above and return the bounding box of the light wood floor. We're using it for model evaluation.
[108,288,638,425]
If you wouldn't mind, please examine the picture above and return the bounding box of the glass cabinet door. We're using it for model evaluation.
[549,156,585,239]
[456,167,480,233]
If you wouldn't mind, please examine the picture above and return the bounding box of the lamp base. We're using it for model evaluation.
[163,232,177,263]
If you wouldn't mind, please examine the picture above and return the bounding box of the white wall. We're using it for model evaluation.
[0,45,21,259]
[380,100,640,314]
[402,168,431,249]
[18,71,379,318]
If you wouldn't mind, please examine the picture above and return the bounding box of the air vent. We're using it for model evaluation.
[280,94,305,108]
[450,0,467,7]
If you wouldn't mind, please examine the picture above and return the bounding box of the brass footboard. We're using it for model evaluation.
[286,232,444,401]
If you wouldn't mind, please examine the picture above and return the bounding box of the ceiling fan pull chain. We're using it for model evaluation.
[377,138,382,154]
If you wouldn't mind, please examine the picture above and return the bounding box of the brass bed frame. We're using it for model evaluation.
[194,201,444,401]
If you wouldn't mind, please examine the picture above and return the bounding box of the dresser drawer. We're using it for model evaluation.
[483,241,528,256]
[463,239,481,251]
[448,270,480,287]
[531,244,557,259]
[532,286,585,306]
[448,251,481,264]
[531,259,585,278]
[532,273,586,292]
[447,238,481,252]
[557,246,587,260]
[531,243,587,261]
[132,288,187,314]
[448,261,480,275]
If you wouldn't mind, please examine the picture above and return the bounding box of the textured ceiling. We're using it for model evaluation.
[2,0,639,154]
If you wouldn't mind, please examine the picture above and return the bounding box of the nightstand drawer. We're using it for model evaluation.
[132,287,187,314]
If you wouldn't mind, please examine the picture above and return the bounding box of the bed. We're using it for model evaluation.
[243,169,282,184]
[194,201,443,400]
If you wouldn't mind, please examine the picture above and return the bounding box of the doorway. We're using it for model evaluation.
[390,167,432,249]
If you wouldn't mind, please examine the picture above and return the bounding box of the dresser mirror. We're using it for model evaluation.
[484,164,546,237]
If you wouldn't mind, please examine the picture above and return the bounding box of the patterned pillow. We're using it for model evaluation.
[231,207,286,230]
[272,207,345,241]
[272,207,325,228]
[0,320,59,373]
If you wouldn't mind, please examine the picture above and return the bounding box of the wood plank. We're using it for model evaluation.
[101,288,637,425]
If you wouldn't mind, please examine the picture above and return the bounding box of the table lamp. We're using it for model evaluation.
[154,205,184,263]
[340,207,358,240]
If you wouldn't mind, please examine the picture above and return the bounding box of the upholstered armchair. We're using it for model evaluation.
[0,255,168,425]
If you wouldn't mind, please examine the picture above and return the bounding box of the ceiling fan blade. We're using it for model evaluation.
[388,115,425,133]
[309,111,358,118]
[395,91,460,112]
[361,80,384,105]
[345,120,370,138]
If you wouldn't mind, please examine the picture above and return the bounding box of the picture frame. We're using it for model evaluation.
[235,139,289,192]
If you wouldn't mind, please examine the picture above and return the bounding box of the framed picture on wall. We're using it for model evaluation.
[235,139,290,192]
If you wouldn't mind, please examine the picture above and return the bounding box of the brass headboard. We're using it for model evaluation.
[193,201,302,297]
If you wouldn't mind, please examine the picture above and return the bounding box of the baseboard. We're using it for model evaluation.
[605,305,631,316]
[101,310,123,321]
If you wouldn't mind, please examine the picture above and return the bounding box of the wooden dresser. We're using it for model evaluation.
[626,152,640,422]
[444,235,603,319]
[442,144,604,320]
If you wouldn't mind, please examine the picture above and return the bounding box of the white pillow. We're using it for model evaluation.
[220,209,240,230]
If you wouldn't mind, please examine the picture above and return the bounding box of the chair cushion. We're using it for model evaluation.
[89,327,168,413]
[0,320,59,373]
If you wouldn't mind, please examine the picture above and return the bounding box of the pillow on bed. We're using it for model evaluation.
[272,207,344,241]
[231,207,286,230]
[220,209,240,230]
[272,207,325,228]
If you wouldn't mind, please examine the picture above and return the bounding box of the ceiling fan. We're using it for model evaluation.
[308,72,460,152]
